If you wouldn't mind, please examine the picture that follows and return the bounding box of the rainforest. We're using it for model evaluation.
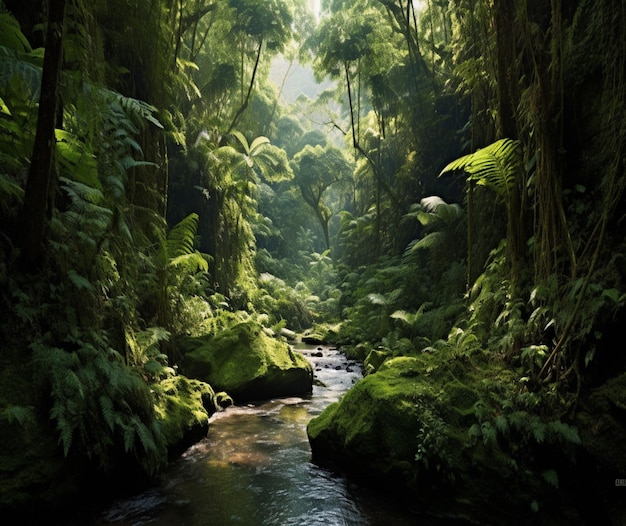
[1,0,625,524]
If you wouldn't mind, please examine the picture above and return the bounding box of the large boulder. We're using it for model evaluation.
[181,321,313,403]
[307,353,586,524]
[153,375,224,458]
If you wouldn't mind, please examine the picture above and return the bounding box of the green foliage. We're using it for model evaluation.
[32,331,167,474]
[152,213,213,336]
[0,404,36,428]
[440,139,522,201]
[415,401,453,479]
[254,272,313,332]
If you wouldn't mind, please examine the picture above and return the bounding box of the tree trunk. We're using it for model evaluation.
[18,0,66,268]
[226,38,263,136]
[493,0,518,139]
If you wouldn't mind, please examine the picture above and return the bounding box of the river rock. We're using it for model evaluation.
[154,375,220,458]
[307,354,585,524]
[180,321,313,403]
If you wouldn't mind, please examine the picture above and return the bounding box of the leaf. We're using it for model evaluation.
[134,418,157,454]
[390,310,410,323]
[0,405,36,427]
[530,420,545,443]
[67,269,95,292]
[0,173,24,209]
[495,414,509,435]
[602,288,621,303]
[249,135,271,154]
[99,395,115,431]
[231,130,250,154]
[367,293,387,306]
[481,421,497,446]
[0,13,32,52]
[440,139,521,202]
[166,213,199,259]
[542,469,559,488]
[547,420,581,445]
[168,252,209,273]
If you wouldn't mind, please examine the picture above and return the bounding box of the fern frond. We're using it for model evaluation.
[0,405,36,427]
[99,395,115,430]
[134,418,157,454]
[390,310,410,323]
[67,268,94,291]
[440,139,522,200]
[166,213,199,259]
[123,421,135,452]
[100,88,163,129]
[0,47,41,100]
[0,172,24,209]
[168,252,209,273]
[367,292,388,305]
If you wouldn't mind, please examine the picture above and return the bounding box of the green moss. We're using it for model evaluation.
[181,321,313,402]
[363,349,390,373]
[309,356,445,479]
[307,348,582,523]
[153,375,218,457]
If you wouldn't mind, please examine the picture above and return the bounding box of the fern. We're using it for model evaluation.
[547,420,581,445]
[542,469,559,489]
[32,333,167,473]
[67,268,94,291]
[440,138,522,202]
[0,47,42,100]
[99,395,115,431]
[97,86,163,130]
[0,405,36,428]
[166,213,200,259]
[0,172,24,210]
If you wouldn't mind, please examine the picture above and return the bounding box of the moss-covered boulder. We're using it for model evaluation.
[308,356,472,492]
[307,352,584,524]
[363,348,390,374]
[153,375,222,458]
[181,321,313,403]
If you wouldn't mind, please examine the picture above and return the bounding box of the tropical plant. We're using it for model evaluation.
[440,138,526,288]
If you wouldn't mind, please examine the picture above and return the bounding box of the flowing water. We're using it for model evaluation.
[83,345,449,526]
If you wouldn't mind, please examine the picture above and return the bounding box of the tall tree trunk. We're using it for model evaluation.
[493,0,518,139]
[226,38,263,136]
[18,0,66,267]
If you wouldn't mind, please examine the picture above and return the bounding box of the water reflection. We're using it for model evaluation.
[89,346,434,526]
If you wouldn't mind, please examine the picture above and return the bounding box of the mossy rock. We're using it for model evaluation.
[363,348,391,374]
[181,321,313,403]
[308,356,468,484]
[153,375,220,458]
[307,354,575,523]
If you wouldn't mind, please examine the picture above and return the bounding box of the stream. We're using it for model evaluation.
[81,345,447,525]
